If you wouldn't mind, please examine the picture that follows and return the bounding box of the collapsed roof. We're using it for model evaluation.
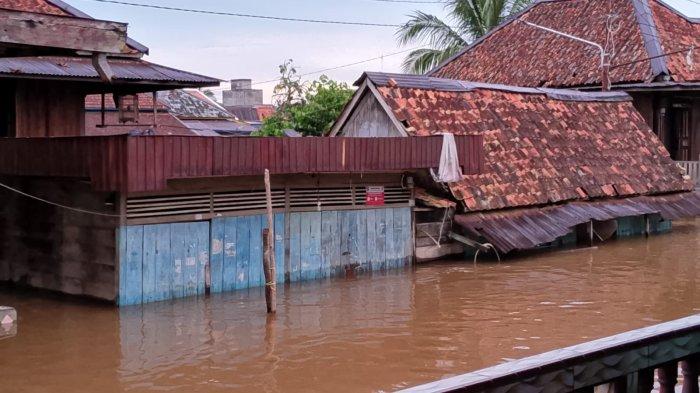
[429,0,699,88]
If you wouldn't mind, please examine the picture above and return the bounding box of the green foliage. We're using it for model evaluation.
[256,61,354,137]
[397,0,534,74]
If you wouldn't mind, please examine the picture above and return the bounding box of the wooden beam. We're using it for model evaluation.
[0,9,128,54]
[263,169,277,314]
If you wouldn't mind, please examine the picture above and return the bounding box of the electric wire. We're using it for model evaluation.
[0,182,121,217]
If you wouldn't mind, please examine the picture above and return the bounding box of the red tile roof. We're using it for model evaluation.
[431,0,699,87]
[362,72,692,212]
[0,0,68,15]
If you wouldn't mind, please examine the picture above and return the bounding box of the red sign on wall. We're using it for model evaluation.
[366,186,385,206]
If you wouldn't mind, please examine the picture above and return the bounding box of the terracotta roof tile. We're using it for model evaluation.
[432,0,699,86]
[367,73,692,212]
[0,0,68,15]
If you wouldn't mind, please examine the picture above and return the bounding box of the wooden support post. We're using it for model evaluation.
[152,91,158,128]
[658,362,679,393]
[100,93,106,128]
[263,169,277,314]
[631,368,655,393]
[589,220,594,247]
[644,215,650,237]
[681,358,699,393]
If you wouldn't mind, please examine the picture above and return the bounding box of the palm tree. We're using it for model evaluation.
[397,0,533,74]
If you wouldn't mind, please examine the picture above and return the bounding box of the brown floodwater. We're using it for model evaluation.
[1,219,699,393]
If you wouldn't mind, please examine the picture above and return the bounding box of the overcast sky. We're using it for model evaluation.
[73,0,700,103]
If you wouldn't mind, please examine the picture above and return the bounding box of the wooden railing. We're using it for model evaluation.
[678,159,700,189]
[400,314,700,393]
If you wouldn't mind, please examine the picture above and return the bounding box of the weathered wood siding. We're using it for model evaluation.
[340,91,403,137]
[118,207,413,305]
[0,177,119,301]
[119,221,210,306]
[14,80,85,137]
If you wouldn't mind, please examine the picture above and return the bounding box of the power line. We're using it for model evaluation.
[0,181,121,217]
[205,46,424,91]
[86,0,403,27]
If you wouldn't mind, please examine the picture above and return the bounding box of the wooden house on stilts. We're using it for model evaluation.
[0,1,483,306]
[331,72,700,260]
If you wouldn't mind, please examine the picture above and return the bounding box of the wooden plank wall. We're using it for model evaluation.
[118,221,209,306]
[118,207,412,305]
[0,135,483,193]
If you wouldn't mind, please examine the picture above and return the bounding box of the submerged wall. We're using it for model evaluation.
[118,207,413,306]
[0,177,119,301]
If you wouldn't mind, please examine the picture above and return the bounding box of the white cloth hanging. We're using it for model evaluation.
[437,133,463,183]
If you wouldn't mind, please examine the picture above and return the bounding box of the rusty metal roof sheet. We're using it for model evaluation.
[0,56,219,85]
[455,191,700,253]
[361,72,631,102]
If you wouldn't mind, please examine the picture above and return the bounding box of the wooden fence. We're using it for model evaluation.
[400,314,700,393]
[678,159,700,189]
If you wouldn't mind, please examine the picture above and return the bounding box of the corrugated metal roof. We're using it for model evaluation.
[361,72,631,102]
[455,191,700,253]
[0,56,219,85]
[180,120,256,136]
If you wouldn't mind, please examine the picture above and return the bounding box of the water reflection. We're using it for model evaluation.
[0,219,698,392]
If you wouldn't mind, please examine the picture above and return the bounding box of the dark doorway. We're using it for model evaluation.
[0,81,15,137]
[670,102,691,161]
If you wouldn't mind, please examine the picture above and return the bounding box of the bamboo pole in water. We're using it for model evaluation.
[263,169,277,313]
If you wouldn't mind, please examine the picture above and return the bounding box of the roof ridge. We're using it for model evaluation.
[630,0,669,79]
[362,71,631,102]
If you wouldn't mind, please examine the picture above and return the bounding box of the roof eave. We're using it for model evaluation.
[46,0,150,55]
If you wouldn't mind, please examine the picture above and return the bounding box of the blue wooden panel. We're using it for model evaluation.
[330,212,341,277]
[386,208,397,269]
[366,209,377,271]
[300,212,322,281]
[300,212,313,281]
[194,221,209,295]
[210,219,225,294]
[354,210,368,270]
[181,223,199,297]
[249,215,264,288]
[170,223,187,299]
[235,216,251,289]
[289,213,301,283]
[142,225,158,303]
[376,209,388,271]
[123,226,143,305]
[321,211,338,278]
[154,224,172,301]
[339,211,352,271]
[117,226,128,306]
[274,213,285,284]
[400,207,413,264]
[222,218,238,292]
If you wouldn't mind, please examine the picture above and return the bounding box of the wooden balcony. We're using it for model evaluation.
[401,314,700,393]
[0,135,484,194]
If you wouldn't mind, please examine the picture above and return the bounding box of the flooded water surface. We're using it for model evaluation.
[1,219,699,393]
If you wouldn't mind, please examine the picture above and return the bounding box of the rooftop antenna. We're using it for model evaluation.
[518,19,612,91]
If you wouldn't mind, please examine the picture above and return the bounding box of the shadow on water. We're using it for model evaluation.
[0,218,698,393]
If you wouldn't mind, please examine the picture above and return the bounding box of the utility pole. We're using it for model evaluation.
[519,20,611,91]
